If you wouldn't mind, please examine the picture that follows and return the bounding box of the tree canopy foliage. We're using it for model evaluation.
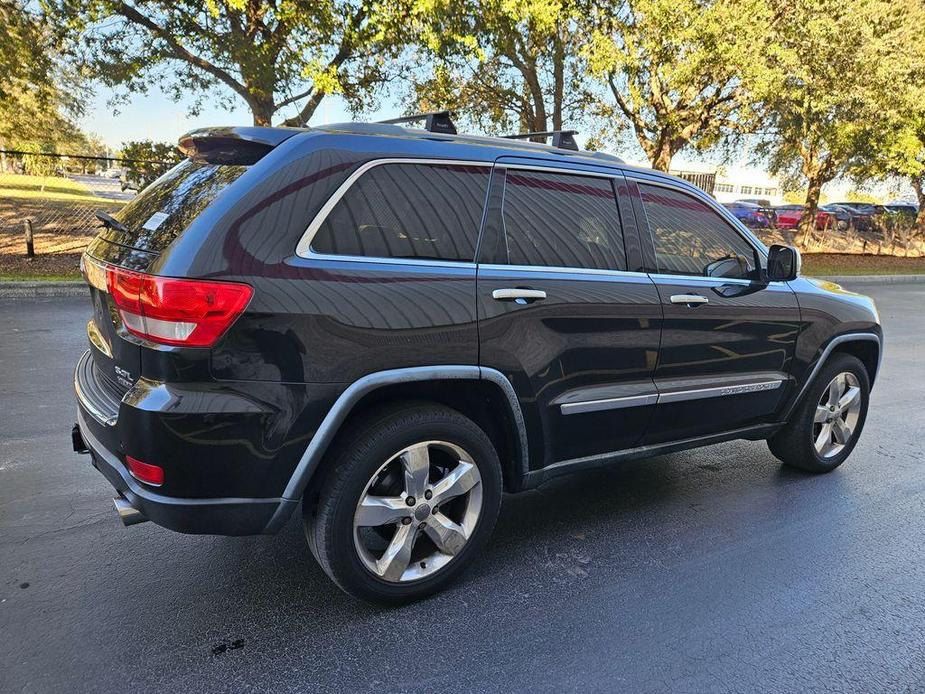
[45,0,401,126]
[583,0,770,171]
[748,0,925,237]
[403,0,595,138]
[0,1,89,153]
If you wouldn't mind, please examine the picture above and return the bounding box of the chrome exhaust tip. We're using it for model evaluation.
[113,497,148,527]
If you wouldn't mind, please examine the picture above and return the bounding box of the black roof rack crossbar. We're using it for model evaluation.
[377,111,457,135]
[502,130,579,151]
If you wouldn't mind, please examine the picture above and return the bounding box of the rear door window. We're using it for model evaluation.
[496,169,626,271]
[310,162,491,262]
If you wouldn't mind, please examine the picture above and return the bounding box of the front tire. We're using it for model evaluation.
[768,353,870,472]
[305,403,502,604]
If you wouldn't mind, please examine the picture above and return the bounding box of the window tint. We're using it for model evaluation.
[114,159,248,252]
[638,183,759,279]
[311,162,490,261]
[499,170,625,270]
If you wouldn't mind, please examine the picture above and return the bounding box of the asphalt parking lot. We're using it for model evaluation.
[1,284,923,693]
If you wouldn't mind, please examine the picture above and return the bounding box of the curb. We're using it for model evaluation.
[1,274,924,298]
[0,281,88,298]
[815,274,925,286]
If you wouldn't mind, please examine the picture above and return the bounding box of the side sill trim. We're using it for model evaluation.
[522,423,783,489]
[264,365,529,532]
[781,332,882,421]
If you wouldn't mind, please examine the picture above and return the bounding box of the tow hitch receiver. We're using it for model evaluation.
[72,423,89,454]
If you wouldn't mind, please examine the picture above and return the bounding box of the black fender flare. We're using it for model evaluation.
[263,365,528,533]
[780,332,881,422]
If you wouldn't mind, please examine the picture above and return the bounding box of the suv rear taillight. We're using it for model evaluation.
[95,261,252,347]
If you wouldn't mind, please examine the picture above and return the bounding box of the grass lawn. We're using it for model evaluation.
[0,174,119,206]
[1,172,125,280]
[801,253,925,276]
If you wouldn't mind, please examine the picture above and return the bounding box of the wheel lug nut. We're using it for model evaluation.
[406,496,416,506]
[424,490,433,500]
[418,522,426,529]
[402,517,411,525]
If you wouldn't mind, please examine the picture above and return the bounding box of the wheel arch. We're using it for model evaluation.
[782,332,881,422]
[263,366,528,532]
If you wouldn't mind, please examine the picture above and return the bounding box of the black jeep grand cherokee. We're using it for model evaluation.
[73,117,881,603]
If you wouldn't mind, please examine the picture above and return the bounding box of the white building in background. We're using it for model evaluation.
[668,160,783,204]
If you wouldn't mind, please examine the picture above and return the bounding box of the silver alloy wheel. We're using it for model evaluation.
[353,440,483,583]
[813,372,862,458]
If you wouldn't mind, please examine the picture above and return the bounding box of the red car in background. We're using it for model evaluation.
[775,204,836,230]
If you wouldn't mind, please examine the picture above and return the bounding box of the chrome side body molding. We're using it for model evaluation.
[557,375,786,416]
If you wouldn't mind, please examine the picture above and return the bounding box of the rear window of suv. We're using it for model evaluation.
[310,162,491,262]
[112,159,248,252]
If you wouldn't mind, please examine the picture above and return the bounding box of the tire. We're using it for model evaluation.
[304,403,503,604]
[768,353,870,473]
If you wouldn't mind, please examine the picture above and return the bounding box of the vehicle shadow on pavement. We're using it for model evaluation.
[185,441,845,623]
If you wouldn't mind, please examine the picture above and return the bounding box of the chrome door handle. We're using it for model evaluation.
[670,294,709,306]
[492,288,547,302]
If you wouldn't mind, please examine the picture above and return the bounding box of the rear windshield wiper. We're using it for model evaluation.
[95,211,129,234]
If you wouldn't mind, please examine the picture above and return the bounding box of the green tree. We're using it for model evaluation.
[0,1,91,171]
[750,0,925,242]
[406,0,594,138]
[46,0,401,127]
[0,0,54,100]
[119,140,182,187]
[583,0,770,171]
[863,114,925,235]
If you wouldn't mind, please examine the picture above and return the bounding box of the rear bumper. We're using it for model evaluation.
[76,409,296,535]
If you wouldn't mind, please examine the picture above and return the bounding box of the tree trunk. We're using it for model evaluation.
[250,100,275,127]
[913,177,925,237]
[649,141,673,172]
[800,178,823,249]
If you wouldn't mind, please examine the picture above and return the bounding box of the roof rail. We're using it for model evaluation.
[502,130,579,151]
[378,111,457,135]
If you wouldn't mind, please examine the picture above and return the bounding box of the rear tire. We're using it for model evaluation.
[304,403,502,604]
[768,353,870,473]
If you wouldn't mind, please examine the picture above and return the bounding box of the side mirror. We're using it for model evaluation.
[767,244,801,281]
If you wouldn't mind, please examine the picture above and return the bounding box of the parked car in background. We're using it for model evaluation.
[831,202,882,217]
[774,204,836,230]
[883,203,918,217]
[820,204,862,231]
[827,203,876,232]
[119,170,145,192]
[101,168,123,179]
[724,201,773,228]
[735,198,778,227]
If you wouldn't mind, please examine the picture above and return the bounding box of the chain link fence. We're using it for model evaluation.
[0,150,175,278]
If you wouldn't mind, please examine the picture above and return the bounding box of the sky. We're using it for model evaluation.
[78,86,401,151]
